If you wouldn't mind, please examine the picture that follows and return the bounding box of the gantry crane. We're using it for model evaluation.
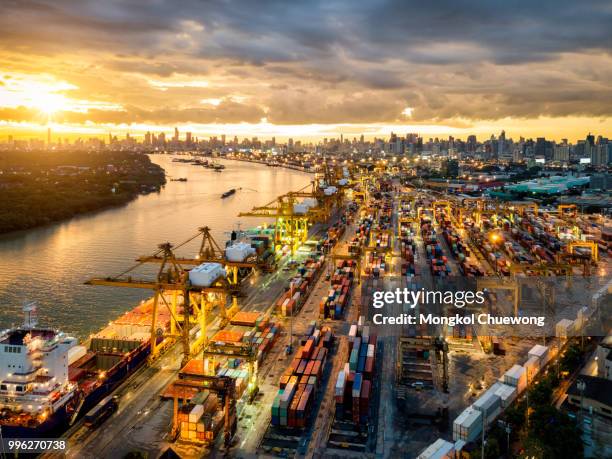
[86,242,229,366]
[417,207,434,221]
[170,374,237,448]
[397,194,418,235]
[477,277,521,317]
[558,204,578,218]
[202,343,259,400]
[473,209,500,228]
[136,226,272,316]
[366,228,394,253]
[432,200,452,221]
[506,201,539,217]
[238,183,325,254]
[568,241,599,262]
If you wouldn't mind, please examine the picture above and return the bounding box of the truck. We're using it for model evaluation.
[83,395,119,428]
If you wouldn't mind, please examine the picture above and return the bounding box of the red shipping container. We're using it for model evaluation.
[360,379,371,412]
[365,356,374,377]
[302,338,314,359]
[296,359,307,375]
[304,360,315,377]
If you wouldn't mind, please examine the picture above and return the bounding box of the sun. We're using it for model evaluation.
[0,73,76,117]
[28,89,71,115]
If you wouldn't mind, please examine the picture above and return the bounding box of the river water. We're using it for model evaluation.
[0,155,312,338]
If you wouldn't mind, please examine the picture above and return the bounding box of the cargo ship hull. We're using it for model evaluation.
[0,403,73,439]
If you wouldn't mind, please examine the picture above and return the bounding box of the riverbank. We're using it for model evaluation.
[0,150,166,234]
[223,155,314,173]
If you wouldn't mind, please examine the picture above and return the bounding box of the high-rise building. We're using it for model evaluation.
[174,127,179,142]
[553,140,570,163]
[186,132,192,145]
[592,137,610,166]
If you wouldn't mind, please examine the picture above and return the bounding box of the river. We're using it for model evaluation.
[0,154,312,338]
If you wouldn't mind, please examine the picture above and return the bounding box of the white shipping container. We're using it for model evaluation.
[303,198,318,208]
[524,355,540,380]
[417,438,455,459]
[324,186,338,196]
[473,390,502,425]
[189,404,204,423]
[504,365,527,393]
[335,370,346,395]
[367,344,375,358]
[189,263,226,287]
[528,344,549,365]
[453,406,482,442]
[293,203,308,215]
[225,242,256,262]
[494,383,517,408]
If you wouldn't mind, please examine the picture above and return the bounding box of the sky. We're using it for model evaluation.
[0,0,611,142]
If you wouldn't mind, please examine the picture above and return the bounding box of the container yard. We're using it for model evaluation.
[16,160,609,459]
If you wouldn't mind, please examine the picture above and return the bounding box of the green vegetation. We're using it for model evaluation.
[560,343,583,373]
[490,370,584,459]
[0,150,165,233]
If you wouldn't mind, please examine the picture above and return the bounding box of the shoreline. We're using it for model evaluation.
[222,155,314,174]
[0,189,164,239]
[0,183,166,240]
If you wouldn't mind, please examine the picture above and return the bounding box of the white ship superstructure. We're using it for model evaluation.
[0,303,77,419]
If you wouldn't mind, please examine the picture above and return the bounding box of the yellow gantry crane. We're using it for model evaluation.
[170,374,237,449]
[136,226,273,318]
[86,242,229,366]
[238,182,324,255]
[432,200,452,221]
[506,201,539,217]
[568,241,599,262]
[558,204,578,218]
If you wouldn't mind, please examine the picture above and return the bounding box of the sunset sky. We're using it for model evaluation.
[1,0,611,142]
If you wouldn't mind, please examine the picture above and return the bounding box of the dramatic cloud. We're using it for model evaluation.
[0,0,610,138]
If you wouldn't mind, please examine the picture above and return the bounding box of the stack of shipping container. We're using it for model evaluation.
[177,390,223,442]
[319,260,356,319]
[334,317,377,426]
[276,256,325,317]
[271,323,334,428]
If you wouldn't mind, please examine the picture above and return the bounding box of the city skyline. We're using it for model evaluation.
[1,1,611,142]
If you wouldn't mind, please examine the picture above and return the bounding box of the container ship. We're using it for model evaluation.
[0,299,169,438]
